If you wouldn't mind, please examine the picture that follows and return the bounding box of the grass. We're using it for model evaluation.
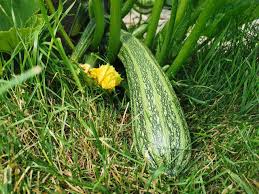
[0,7,258,194]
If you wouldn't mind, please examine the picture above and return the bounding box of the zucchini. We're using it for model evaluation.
[118,32,191,175]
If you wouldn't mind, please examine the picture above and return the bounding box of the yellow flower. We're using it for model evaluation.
[80,63,123,90]
[89,64,123,90]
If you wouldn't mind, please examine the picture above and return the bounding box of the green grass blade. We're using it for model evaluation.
[39,0,84,92]
[0,66,42,95]
[44,0,75,50]
[69,1,88,36]
[79,118,107,164]
[227,170,255,193]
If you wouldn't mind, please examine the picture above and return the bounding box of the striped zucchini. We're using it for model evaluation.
[118,32,191,175]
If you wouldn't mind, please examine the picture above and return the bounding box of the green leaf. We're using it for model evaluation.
[0,0,39,30]
[0,0,42,53]
[0,14,44,53]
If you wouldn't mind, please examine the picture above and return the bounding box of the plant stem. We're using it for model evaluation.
[166,0,224,78]
[156,0,178,65]
[133,23,148,37]
[88,0,94,18]
[122,0,136,18]
[91,0,105,49]
[157,0,189,40]
[44,0,75,50]
[107,0,122,63]
[144,0,165,48]
[175,0,189,28]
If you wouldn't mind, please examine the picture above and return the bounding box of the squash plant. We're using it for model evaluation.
[2,0,257,175]
[39,0,258,175]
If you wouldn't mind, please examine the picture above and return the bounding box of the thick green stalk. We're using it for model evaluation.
[91,0,105,49]
[159,0,189,36]
[107,0,122,62]
[88,0,94,18]
[166,0,224,78]
[44,0,75,50]
[156,0,178,65]
[144,0,165,48]
[174,0,189,28]
[158,0,190,36]
[122,0,136,18]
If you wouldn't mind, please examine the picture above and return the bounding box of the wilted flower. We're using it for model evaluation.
[80,63,123,90]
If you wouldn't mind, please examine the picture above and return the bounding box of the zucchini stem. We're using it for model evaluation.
[91,0,105,49]
[174,0,189,29]
[166,0,224,78]
[71,20,96,62]
[156,0,178,65]
[144,0,165,48]
[0,55,2,77]
[107,0,122,63]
